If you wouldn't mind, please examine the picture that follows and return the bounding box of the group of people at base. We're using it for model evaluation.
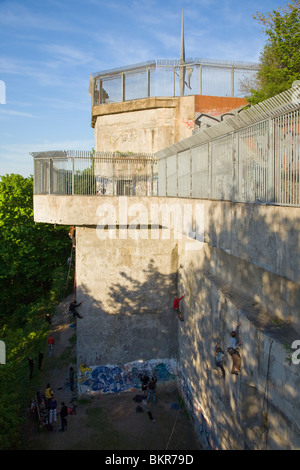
[29,300,79,433]
[44,384,70,432]
[140,374,157,403]
[134,374,158,422]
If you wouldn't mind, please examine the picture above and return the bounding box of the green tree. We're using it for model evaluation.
[247,0,300,104]
[0,173,72,449]
[0,174,70,320]
[74,149,96,195]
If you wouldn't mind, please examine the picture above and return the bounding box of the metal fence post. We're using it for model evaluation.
[267,118,275,203]
[48,158,53,194]
[208,141,212,199]
[151,161,154,196]
[165,157,168,196]
[232,132,237,201]
[112,157,115,196]
[176,152,178,197]
[173,67,176,97]
[147,69,151,98]
[122,73,125,102]
[231,66,234,97]
[199,64,202,95]
[72,157,75,196]
[190,149,192,198]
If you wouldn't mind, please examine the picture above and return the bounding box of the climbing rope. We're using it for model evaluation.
[165,406,180,450]
[262,339,273,450]
[165,393,185,450]
[65,237,76,298]
[65,244,74,292]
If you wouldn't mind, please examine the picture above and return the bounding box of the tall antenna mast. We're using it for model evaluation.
[180,9,185,63]
[179,9,186,96]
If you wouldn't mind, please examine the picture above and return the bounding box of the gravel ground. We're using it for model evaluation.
[24,295,201,452]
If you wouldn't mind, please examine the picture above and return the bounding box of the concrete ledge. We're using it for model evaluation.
[33,195,300,284]
[91,97,179,127]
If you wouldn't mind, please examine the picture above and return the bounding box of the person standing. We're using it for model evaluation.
[140,373,150,398]
[45,383,53,408]
[59,402,68,431]
[69,367,75,391]
[49,395,57,425]
[28,356,34,380]
[47,335,55,357]
[142,399,156,422]
[147,376,157,404]
[38,351,44,371]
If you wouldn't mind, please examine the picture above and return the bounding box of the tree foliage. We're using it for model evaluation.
[247,0,300,104]
[0,174,70,319]
[0,173,72,448]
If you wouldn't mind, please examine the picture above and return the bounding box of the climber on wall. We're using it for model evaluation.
[69,299,83,319]
[173,294,185,321]
[227,323,242,375]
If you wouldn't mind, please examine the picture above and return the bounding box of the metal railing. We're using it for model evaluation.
[156,85,300,207]
[31,151,158,197]
[89,59,258,105]
[31,87,300,207]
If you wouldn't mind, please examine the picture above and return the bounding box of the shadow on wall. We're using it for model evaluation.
[75,254,180,396]
[205,201,300,329]
[177,201,300,450]
[105,258,178,316]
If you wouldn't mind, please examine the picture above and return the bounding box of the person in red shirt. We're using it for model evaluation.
[47,335,55,357]
[173,294,184,321]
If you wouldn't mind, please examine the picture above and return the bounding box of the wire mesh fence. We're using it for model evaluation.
[157,85,300,207]
[31,151,158,197]
[89,59,258,105]
[31,86,300,207]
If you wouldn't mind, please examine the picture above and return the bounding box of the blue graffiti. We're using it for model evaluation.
[80,366,136,394]
[79,361,176,395]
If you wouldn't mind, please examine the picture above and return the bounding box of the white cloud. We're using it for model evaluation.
[43,44,96,66]
[0,2,75,33]
[0,109,36,119]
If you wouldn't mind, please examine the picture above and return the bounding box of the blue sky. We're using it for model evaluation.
[0,0,285,177]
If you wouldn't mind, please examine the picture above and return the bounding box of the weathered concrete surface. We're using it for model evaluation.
[91,95,248,154]
[75,225,179,367]
[33,193,300,448]
[34,195,300,326]
[92,96,195,154]
[177,240,300,449]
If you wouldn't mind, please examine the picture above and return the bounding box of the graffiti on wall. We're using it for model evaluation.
[177,368,221,450]
[78,358,177,396]
[195,106,244,131]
